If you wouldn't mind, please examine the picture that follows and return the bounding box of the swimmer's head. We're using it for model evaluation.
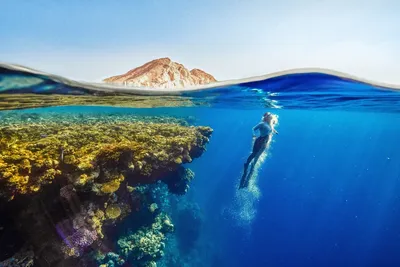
[262,112,272,122]
[262,112,278,124]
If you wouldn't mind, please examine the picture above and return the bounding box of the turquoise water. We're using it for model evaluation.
[1,67,400,267]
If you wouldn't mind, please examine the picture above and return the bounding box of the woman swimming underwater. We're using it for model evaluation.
[239,112,278,189]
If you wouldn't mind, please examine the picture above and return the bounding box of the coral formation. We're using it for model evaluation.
[164,166,195,195]
[105,204,122,220]
[117,213,174,264]
[0,112,212,267]
[149,203,158,213]
[100,176,124,194]
[57,203,106,258]
[96,252,125,267]
[0,114,212,200]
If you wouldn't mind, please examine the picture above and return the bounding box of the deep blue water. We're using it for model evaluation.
[187,108,400,267]
[1,67,400,266]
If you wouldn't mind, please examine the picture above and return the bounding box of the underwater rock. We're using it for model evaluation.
[0,246,34,267]
[163,166,195,195]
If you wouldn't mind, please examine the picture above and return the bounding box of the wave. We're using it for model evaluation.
[1,62,400,95]
[1,63,400,112]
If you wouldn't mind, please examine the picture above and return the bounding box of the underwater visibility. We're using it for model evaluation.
[1,64,400,267]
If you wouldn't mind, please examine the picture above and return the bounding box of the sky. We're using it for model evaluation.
[0,0,399,83]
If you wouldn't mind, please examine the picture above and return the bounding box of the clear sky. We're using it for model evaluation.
[1,0,399,83]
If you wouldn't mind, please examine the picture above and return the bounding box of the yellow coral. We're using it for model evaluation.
[63,247,78,258]
[95,209,105,219]
[105,204,122,220]
[0,118,212,200]
[91,209,105,238]
[100,174,124,194]
[174,157,182,164]
[77,174,89,185]
[20,159,31,171]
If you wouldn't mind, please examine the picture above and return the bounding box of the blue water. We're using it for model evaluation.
[186,108,400,267]
[1,67,400,266]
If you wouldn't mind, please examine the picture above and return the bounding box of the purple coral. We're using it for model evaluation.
[58,225,98,257]
[68,228,98,248]
[56,204,100,257]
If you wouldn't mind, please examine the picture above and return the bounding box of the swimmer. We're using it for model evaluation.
[239,112,278,189]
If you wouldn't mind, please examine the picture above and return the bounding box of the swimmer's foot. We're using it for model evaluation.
[239,164,249,189]
[239,174,251,189]
[243,176,250,188]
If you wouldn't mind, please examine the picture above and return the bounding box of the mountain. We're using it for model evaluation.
[103,57,217,89]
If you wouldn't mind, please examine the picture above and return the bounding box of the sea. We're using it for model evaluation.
[1,65,400,267]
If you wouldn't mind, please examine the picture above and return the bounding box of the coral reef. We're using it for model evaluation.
[163,166,195,195]
[57,203,106,258]
[0,114,212,200]
[98,212,174,267]
[155,201,205,267]
[0,112,212,266]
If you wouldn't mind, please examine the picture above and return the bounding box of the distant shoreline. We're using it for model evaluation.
[1,62,400,95]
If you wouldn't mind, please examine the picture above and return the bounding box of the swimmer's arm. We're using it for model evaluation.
[270,124,279,135]
[252,123,261,137]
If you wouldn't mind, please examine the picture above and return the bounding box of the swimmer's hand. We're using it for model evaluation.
[273,129,279,135]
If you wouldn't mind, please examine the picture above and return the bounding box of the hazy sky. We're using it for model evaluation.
[1,0,399,83]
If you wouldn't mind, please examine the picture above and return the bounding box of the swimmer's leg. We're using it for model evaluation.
[239,154,255,189]
[242,150,264,188]
[239,136,266,189]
